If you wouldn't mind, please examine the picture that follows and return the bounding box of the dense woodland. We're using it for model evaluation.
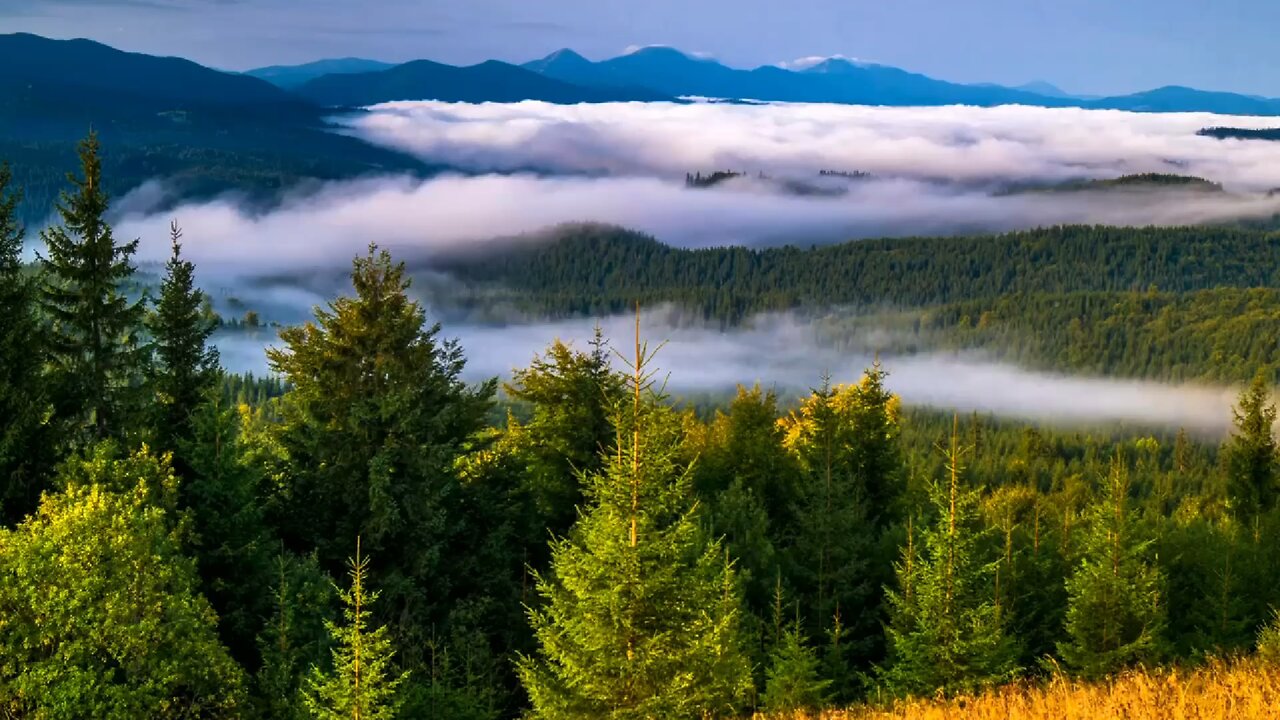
[4,136,1280,719]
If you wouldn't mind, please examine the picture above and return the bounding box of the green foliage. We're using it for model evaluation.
[303,541,407,720]
[148,220,220,462]
[38,131,147,446]
[780,367,904,695]
[255,552,336,720]
[761,621,832,714]
[504,328,625,542]
[882,420,1018,696]
[267,244,494,658]
[1058,458,1167,678]
[518,339,753,719]
[438,224,1280,323]
[1259,610,1280,665]
[1224,375,1279,524]
[183,392,274,664]
[0,161,51,523]
[0,445,245,717]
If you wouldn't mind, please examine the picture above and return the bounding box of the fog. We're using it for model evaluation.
[345,100,1280,189]
[105,101,1268,432]
[214,311,1239,434]
[118,172,1280,275]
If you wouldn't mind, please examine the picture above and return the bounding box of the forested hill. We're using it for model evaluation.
[437,224,1280,321]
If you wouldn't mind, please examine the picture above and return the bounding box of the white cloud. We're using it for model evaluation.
[342,100,1280,189]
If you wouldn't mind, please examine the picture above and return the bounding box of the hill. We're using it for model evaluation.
[295,58,670,107]
[0,33,428,223]
[1087,85,1280,115]
[245,57,394,89]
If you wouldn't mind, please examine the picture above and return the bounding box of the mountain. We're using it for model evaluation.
[525,46,1069,107]
[1086,86,1280,115]
[295,58,670,107]
[246,58,394,89]
[522,46,1280,115]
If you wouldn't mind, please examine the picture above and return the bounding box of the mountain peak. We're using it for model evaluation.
[524,48,593,73]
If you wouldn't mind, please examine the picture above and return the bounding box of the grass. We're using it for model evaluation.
[766,661,1280,719]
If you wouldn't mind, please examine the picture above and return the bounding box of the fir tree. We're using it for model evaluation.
[1224,374,1278,530]
[149,220,219,464]
[1259,610,1280,665]
[881,417,1017,696]
[1057,456,1166,678]
[303,539,407,720]
[39,131,147,446]
[256,552,337,720]
[518,313,753,719]
[0,162,50,522]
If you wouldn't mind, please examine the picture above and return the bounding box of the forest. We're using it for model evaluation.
[3,135,1280,719]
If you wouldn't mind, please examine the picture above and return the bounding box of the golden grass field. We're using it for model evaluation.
[766,662,1280,720]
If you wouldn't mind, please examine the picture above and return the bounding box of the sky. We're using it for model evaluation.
[3,0,1279,97]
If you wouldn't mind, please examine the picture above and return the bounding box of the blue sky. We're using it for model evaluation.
[4,0,1277,96]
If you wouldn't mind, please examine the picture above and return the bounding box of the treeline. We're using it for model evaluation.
[436,223,1280,323]
[5,138,1280,719]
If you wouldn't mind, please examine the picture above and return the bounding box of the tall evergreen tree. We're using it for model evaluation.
[303,539,408,720]
[518,316,753,719]
[1223,374,1278,530]
[149,220,219,463]
[39,132,147,446]
[1057,456,1166,678]
[267,244,493,660]
[0,162,50,523]
[779,366,903,696]
[881,417,1017,696]
[505,329,625,545]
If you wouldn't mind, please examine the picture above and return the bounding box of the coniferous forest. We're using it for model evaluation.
[5,135,1280,720]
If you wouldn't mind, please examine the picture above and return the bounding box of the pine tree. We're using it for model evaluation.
[149,220,219,464]
[303,539,407,720]
[256,552,337,720]
[0,162,51,522]
[1224,374,1278,531]
[1260,610,1280,665]
[1057,456,1166,678]
[517,313,753,719]
[881,417,1017,696]
[39,131,147,446]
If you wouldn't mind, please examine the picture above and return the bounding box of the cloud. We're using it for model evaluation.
[213,310,1240,434]
[342,100,1280,190]
[116,171,1280,277]
[777,54,873,70]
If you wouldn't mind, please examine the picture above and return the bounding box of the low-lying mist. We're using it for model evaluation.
[116,172,1280,276]
[214,310,1239,435]
[345,100,1280,189]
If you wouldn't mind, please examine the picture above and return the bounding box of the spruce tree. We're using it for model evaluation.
[881,417,1016,696]
[779,366,903,695]
[1057,456,1166,678]
[1260,610,1280,665]
[267,244,493,657]
[0,162,50,522]
[39,131,146,446]
[149,220,219,464]
[761,622,830,714]
[518,315,753,719]
[303,539,407,720]
[1224,374,1278,530]
[505,329,625,546]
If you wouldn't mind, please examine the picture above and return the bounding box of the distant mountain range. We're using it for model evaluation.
[242,44,1280,116]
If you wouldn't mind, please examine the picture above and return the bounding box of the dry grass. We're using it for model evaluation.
[766,661,1280,720]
